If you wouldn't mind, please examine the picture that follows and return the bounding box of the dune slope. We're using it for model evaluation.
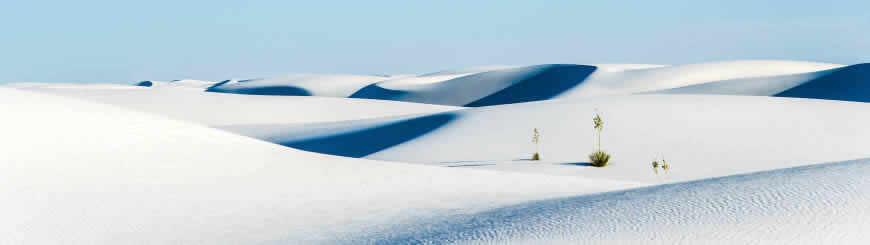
[349,60,849,106]
[648,68,837,96]
[280,113,457,158]
[351,64,597,106]
[559,60,844,98]
[243,95,870,184]
[775,63,870,102]
[649,63,870,103]
[359,158,870,244]
[206,74,394,97]
[18,85,461,126]
[134,79,218,89]
[0,87,640,244]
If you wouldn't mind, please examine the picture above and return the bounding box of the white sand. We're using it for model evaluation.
[207,74,396,97]
[21,86,460,126]
[4,59,870,244]
[0,87,638,244]
[226,94,870,185]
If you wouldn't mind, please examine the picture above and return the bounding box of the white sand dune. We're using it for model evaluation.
[649,68,838,96]
[354,158,870,244]
[562,60,843,98]
[134,79,219,89]
[5,82,144,89]
[242,95,870,184]
[362,66,520,89]
[200,60,856,107]
[206,67,517,99]
[18,85,460,126]
[351,64,598,106]
[651,63,870,102]
[351,60,848,106]
[206,74,398,97]
[0,87,641,244]
[5,58,870,244]
[418,65,519,77]
[773,63,870,102]
[590,63,669,72]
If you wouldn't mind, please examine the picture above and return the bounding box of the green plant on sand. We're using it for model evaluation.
[651,157,672,183]
[531,128,541,160]
[588,111,611,167]
[589,151,610,167]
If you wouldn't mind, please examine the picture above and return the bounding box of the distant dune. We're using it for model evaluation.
[206,74,396,97]
[776,63,870,102]
[200,60,869,107]
[352,64,597,106]
[134,79,218,89]
[649,63,870,102]
[560,60,844,98]
[203,60,865,107]
[21,85,460,126]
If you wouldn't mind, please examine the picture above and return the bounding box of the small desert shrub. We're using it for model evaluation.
[531,128,542,161]
[588,111,611,167]
[588,150,611,167]
[652,157,671,183]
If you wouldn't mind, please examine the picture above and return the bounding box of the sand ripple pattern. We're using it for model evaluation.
[352,158,870,244]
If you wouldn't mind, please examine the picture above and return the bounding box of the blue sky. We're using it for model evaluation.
[1,0,868,83]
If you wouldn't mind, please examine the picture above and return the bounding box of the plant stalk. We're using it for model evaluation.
[597,129,601,152]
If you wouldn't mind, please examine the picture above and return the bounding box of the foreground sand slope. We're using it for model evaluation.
[357,158,870,244]
[0,88,638,244]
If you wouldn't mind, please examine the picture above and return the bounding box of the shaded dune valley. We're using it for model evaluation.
[280,113,457,158]
[775,63,870,102]
[6,59,870,244]
[349,64,597,106]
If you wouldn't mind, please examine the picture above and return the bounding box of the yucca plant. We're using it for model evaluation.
[588,151,610,167]
[589,111,611,167]
[531,128,541,160]
[593,113,603,150]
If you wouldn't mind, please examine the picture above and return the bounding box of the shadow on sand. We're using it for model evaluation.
[465,64,597,107]
[776,63,870,102]
[349,84,409,100]
[351,64,597,107]
[207,85,312,96]
[559,162,594,167]
[281,113,456,158]
[135,81,155,87]
[446,164,497,167]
